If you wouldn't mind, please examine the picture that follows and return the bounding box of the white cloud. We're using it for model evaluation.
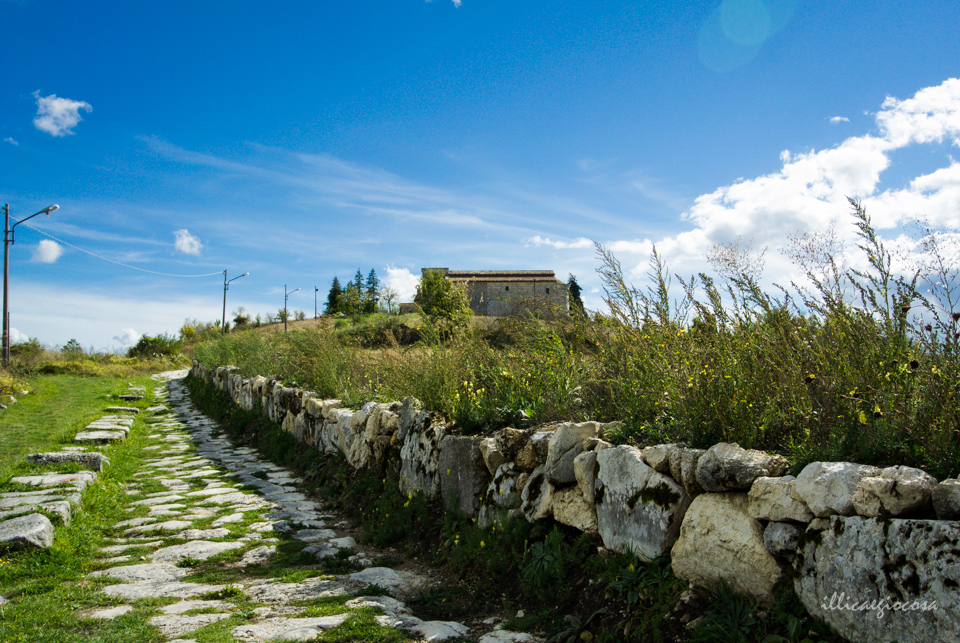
[32,92,92,137]
[31,240,63,263]
[610,77,960,288]
[10,327,28,344]
[174,229,203,255]
[113,328,141,347]
[526,236,593,249]
[384,265,420,302]
[4,137,17,146]
[452,0,462,6]
[829,116,849,124]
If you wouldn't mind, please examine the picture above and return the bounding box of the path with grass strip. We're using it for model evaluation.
[82,371,537,643]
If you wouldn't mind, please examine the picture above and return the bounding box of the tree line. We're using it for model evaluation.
[324,268,393,316]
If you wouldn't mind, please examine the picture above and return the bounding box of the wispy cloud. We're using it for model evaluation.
[174,229,203,255]
[829,116,850,124]
[4,137,17,146]
[32,91,92,137]
[526,236,593,249]
[31,239,63,263]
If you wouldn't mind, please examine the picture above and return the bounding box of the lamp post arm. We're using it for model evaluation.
[9,205,59,245]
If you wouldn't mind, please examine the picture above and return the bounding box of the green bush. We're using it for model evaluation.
[126,333,183,359]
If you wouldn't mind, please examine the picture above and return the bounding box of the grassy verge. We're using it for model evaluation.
[185,375,840,643]
[0,373,163,642]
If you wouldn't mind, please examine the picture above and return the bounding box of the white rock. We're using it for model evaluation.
[552,487,598,534]
[151,540,244,563]
[671,493,785,604]
[932,479,960,519]
[641,444,680,474]
[411,620,471,641]
[748,476,813,522]
[573,450,598,504]
[88,562,188,583]
[519,465,555,521]
[850,466,937,517]
[595,446,689,561]
[795,462,882,517]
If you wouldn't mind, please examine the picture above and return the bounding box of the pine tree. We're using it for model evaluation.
[350,270,364,317]
[364,268,380,314]
[568,274,585,315]
[325,276,343,315]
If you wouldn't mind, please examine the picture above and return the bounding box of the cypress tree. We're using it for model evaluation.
[365,268,380,314]
[325,277,343,315]
[568,274,585,315]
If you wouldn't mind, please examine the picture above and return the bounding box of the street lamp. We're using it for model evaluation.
[222,270,249,335]
[284,285,299,332]
[3,203,59,367]
[314,286,319,319]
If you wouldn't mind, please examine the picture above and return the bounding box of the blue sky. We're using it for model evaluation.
[2,0,960,350]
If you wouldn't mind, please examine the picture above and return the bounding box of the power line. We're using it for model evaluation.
[22,223,224,278]
[237,284,285,295]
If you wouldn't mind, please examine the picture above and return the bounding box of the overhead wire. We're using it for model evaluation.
[21,223,224,278]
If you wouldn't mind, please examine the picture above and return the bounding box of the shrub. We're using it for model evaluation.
[127,333,183,359]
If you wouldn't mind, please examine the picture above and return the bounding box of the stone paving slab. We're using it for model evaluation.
[0,513,54,550]
[10,472,97,488]
[69,372,541,643]
[27,452,109,471]
[74,430,125,443]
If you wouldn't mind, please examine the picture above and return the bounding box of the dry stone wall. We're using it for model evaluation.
[193,362,960,643]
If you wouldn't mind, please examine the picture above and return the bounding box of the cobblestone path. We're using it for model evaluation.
[86,372,535,643]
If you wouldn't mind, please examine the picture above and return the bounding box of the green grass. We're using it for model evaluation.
[0,375,147,482]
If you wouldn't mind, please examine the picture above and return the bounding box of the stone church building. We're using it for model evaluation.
[422,268,569,316]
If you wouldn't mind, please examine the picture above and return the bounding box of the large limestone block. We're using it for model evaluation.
[364,403,401,443]
[515,429,555,471]
[552,487,598,534]
[484,463,522,510]
[495,427,530,460]
[544,422,600,485]
[669,447,705,494]
[336,410,373,470]
[932,479,960,520]
[795,516,960,643]
[851,465,937,517]
[479,437,509,476]
[695,442,789,492]
[239,381,255,411]
[0,513,54,550]
[748,476,814,522]
[399,413,447,499]
[520,465,554,521]
[304,397,324,419]
[642,443,680,474]
[796,462,882,517]
[439,436,490,518]
[574,450,598,504]
[397,397,423,443]
[595,446,690,561]
[282,410,297,436]
[672,493,785,604]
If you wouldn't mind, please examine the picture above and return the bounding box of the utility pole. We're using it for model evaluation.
[314,286,318,319]
[2,204,10,367]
